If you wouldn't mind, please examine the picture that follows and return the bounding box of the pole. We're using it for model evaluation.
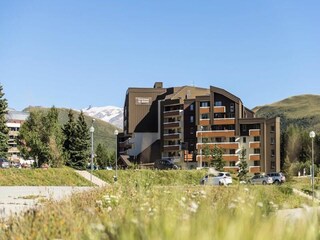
[312,137,314,201]
[91,128,94,183]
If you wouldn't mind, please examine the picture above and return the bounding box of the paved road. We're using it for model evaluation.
[0,186,92,220]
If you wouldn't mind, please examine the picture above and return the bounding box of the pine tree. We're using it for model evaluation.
[210,144,225,171]
[62,109,77,167]
[0,85,9,158]
[72,111,90,169]
[95,143,109,169]
[238,147,248,182]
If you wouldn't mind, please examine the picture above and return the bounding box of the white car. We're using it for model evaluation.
[200,172,232,185]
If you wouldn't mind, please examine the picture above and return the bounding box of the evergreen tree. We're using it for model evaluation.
[70,111,90,169]
[0,85,9,158]
[237,147,248,181]
[62,110,77,167]
[95,143,109,169]
[210,144,225,171]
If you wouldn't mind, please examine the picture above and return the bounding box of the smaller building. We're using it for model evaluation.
[5,110,29,161]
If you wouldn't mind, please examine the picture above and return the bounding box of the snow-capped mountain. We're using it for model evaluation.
[82,106,123,129]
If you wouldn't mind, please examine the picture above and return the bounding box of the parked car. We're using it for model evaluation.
[267,172,286,185]
[154,159,179,170]
[249,174,273,185]
[0,158,10,168]
[200,172,233,185]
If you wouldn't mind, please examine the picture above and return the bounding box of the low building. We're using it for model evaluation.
[117,82,280,173]
[5,110,29,161]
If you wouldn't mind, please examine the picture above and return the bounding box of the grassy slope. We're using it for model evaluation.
[24,106,119,150]
[0,168,93,186]
[254,94,320,131]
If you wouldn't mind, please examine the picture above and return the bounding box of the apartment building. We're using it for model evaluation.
[118,82,280,173]
[6,110,29,161]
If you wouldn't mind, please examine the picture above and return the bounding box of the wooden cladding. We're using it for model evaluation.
[213,118,235,125]
[249,129,261,136]
[199,107,210,114]
[196,130,235,138]
[196,142,239,150]
[249,154,261,161]
[213,106,226,113]
[249,142,261,148]
[163,110,182,117]
[249,166,261,173]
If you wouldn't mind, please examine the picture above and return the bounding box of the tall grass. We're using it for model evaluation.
[0,170,318,239]
[0,167,92,186]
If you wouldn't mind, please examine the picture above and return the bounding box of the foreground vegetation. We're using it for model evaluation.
[0,167,92,186]
[0,170,319,240]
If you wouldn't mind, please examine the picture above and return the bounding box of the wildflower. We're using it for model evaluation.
[107,206,112,212]
[189,201,199,213]
[91,223,105,232]
[228,203,237,209]
[257,202,264,208]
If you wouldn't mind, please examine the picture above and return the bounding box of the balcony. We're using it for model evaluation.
[249,129,261,137]
[199,119,210,126]
[163,133,181,140]
[249,166,261,173]
[213,118,235,125]
[163,121,180,129]
[196,130,235,138]
[163,109,183,117]
[163,145,181,152]
[223,166,239,173]
[213,106,226,113]
[249,142,261,148]
[199,107,210,114]
[222,154,239,161]
[196,142,239,150]
[249,154,261,161]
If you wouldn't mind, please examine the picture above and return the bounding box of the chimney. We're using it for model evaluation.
[153,82,163,88]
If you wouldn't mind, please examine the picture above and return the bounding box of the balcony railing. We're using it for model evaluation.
[163,121,180,129]
[213,106,226,113]
[163,109,183,117]
[249,154,261,161]
[249,166,261,173]
[163,145,181,152]
[213,118,236,125]
[196,142,239,150]
[196,130,235,138]
[249,129,261,137]
[163,133,181,140]
[249,141,261,148]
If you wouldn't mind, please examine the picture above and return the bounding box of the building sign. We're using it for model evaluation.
[135,97,151,105]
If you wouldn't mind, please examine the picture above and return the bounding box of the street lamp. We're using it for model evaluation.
[199,126,203,168]
[309,131,316,201]
[89,119,95,183]
[114,129,119,182]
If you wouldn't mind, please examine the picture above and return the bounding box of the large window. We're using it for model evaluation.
[254,136,260,142]
[200,101,210,107]
[254,161,260,166]
[201,113,209,119]
[214,101,222,106]
[254,148,260,154]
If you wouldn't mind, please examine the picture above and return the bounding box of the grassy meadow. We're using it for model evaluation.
[0,169,319,239]
[0,167,92,186]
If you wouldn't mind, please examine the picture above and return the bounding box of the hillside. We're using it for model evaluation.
[24,106,119,150]
[254,94,320,132]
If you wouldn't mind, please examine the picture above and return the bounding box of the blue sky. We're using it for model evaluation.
[1,1,320,111]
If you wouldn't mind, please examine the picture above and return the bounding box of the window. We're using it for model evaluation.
[254,148,260,154]
[230,103,235,113]
[229,137,236,142]
[214,101,222,106]
[190,116,194,123]
[271,137,275,145]
[230,161,236,167]
[243,137,246,143]
[271,125,275,132]
[190,103,194,111]
[254,136,260,142]
[230,149,236,154]
[271,149,275,157]
[254,161,260,166]
[201,113,209,119]
[200,101,210,107]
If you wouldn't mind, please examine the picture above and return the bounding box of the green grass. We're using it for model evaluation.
[0,167,92,186]
[0,170,318,240]
[24,107,119,150]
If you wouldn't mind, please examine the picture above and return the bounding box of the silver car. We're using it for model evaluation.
[0,158,10,168]
[249,174,273,185]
